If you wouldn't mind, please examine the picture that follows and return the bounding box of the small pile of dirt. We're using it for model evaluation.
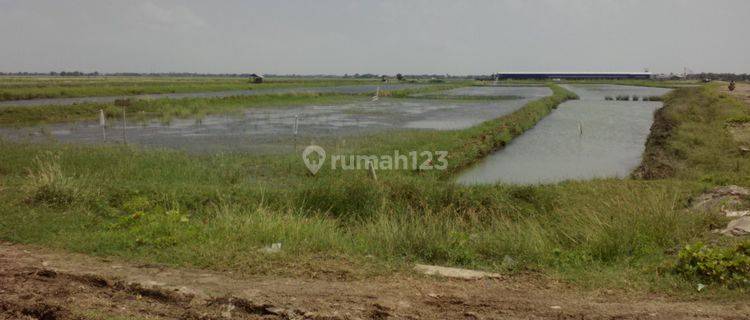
[691,185,750,214]
[693,185,750,237]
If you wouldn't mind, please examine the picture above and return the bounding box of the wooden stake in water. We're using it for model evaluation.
[578,122,583,136]
[122,107,126,144]
[114,99,131,144]
[294,114,299,136]
[293,114,299,152]
[289,114,300,174]
[99,109,107,141]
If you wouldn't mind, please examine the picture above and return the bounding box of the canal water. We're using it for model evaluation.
[457,84,672,185]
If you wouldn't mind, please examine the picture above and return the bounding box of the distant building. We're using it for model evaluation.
[249,73,264,83]
[494,72,652,80]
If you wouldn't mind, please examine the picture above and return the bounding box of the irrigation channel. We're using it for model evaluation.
[0,84,423,108]
[0,86,551,154]
[457,84,672,185]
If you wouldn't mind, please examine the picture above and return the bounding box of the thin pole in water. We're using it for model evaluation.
[578,122,583,136]
[293,114,299,152]
[294,114,299,135]
[115,99,130,145]
[99,109,107,141]
[122,106,126,144]
[289,114,300,174]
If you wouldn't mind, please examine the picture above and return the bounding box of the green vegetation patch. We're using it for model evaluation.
[0,76,382,101]
[673,242,750,289]
[0,93,364,125]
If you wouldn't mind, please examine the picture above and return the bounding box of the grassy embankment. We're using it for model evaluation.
[0,83,748,296]
[0,93,365,125]
[0,76,386,101]
[636,84,750,184]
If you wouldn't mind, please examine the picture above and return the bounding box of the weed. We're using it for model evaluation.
[673,242,750,288]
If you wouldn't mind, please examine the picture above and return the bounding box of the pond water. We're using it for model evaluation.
[0,84,423,108]
[456,84,672,185]
[0,86,548,154]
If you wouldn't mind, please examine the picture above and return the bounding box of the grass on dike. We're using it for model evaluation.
[0,76,386,101]
[0,82,468,125]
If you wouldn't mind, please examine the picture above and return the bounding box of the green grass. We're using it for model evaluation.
[0,76,383,101]
[0,82,748,297]
[0,81,468,125]
[0,76,697,102]
[0,93,365,125]
[637,84,750,185]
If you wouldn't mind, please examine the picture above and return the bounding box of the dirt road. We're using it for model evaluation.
[1,242,748,319]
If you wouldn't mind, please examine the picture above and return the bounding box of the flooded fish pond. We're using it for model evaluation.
[457,84,671,185]
[0,86,548,154]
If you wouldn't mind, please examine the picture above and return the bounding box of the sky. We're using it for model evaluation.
[0,0,748,75]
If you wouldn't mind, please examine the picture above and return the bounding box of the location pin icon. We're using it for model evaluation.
[302,145,326,175]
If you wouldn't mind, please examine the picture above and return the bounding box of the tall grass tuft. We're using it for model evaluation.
[22,152,83,207]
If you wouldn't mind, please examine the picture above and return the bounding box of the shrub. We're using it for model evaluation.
[674,242,750,288]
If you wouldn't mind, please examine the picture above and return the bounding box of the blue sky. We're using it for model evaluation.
[0,0,747,74]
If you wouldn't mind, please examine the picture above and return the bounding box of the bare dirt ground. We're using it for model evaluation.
[1,242,748,319]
